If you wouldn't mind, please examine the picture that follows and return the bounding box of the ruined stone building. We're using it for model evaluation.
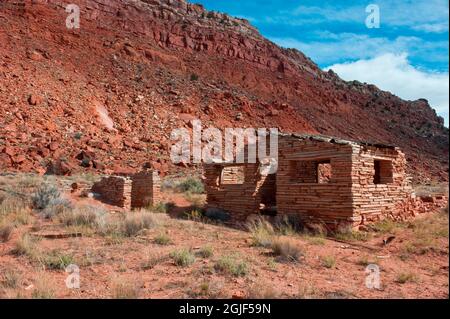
[203,133,446,228]
[92,170,161,210]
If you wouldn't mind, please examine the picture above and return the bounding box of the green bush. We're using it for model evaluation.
[170,249,195,267]
[154,233,171,245]
[197,245,214,258]
[214,255,249,277]
[41,198,73,219]
[176,178,204,194]
[32,184,61,210]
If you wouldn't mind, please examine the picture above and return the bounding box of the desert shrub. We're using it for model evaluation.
[149,202,169,214]
[184,193,205,207]
[357,256,378,267]
[372,219,403,234]
[170,249,195,267]
[122,210,160,237]
[247,219,274,248]
[304,236,326,246]
[190,73,199,81]
[111,278,141,299]
[321,256,336,269]
[1,269,22,289]
[31,274,56,299]
[197,245,214,258]
[0,222,14,242]
[333,225,371,242]
[401,212,448,255]
[271,237,303,262]
[184,209,203,221]
[11,234,37,257]
[39,251,75,270]
[175,177,204,194]
[59,205,105,228]
[396,272,418,284]
[154,233,171,245]
[204,208,231,222]
[32,184,61,210]
[297,282,320,299]
[141,252,168,270]
[247,281,279,299]
[41,198,73,219]
[214,255,249,277]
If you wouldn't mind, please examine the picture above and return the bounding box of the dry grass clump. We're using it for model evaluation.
[0,222,14,242]
[154,232,171,245]
[111,277,141,299]
[372,219,405,234]
[197,245,214,258]
[247,218,275,248]
[1,268,22,289]
[271,237,303,263]
[297,282,320,299]
[402,212,448,255]
[140,251,169,270]
[41,198,73,220]
[321,256,336,269]
[31,273,56,299]
[59,205,105,228]
[187,279,225,298]
[38,250,75,270]
[396,272,418,284]
[11,233,38,258]
[247,281,279,299]
[122,210,163,237]
[0,194,33,226]
[214,255,249,277]
[170,248,196,267]
[333,225,371,242]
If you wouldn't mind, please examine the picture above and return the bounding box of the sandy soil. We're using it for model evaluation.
[0,189,448,299]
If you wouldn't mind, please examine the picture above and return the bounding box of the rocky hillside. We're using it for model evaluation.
[0,0,448,182]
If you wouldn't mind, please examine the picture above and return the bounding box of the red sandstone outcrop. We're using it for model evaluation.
[0,0,448,183]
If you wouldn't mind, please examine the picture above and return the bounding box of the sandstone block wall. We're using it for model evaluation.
[131,171,162,209]
[92,170,161,210]
[91,176,132,209]
[203,135,447,227]
[204,163,275,222]
[276,136,355,225]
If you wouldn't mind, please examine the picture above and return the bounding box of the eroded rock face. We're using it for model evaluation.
[0,0,448,183]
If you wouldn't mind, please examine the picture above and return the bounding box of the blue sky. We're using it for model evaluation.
[194,0,449,125]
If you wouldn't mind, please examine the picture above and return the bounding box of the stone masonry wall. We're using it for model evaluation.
[204,163,275,222]
[203,136,447,227]
[276,137,354,225]
[131,171,162,209]
[350,145,447,225]
[92,170,161,210]
[91,176,132,209]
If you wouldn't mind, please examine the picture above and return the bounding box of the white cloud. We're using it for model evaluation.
[325,53,449,125]
[283,0,449,30]
[270,34,448,66]
[412,22,449,33]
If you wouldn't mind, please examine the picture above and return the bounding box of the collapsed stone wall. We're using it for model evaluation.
[92,170,161,210]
